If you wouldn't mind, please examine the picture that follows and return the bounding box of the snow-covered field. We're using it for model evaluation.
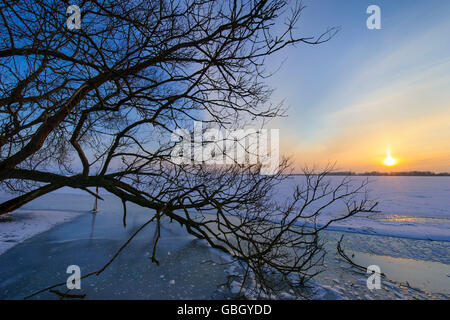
[271,176,450,242]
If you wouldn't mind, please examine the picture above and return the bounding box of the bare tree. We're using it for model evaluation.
[0,0,375,297]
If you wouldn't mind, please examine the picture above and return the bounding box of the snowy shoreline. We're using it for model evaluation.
[0,209,85,256]
[275,217,450,242]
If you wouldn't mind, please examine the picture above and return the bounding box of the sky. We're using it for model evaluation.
[265,0,450,172]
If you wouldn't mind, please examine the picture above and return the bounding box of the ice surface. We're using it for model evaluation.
[0,194,232,299]
[0,176,448,299]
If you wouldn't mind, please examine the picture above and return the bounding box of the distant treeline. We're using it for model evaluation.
[323,171,450,177]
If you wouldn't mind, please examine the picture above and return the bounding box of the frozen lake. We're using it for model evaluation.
[271,175,450,241]
[0,193,232,299]
[0,176,449,299]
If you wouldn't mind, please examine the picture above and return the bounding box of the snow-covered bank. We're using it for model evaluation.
[0,189,97,256]
[0,209,85,255]
[286,214,450,242]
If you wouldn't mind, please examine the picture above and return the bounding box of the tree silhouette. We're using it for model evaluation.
[0,0,375,297]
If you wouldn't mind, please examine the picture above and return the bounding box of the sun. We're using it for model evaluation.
[383,152,397,167]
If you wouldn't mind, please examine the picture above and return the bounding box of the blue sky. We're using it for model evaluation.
[264,0,450,172]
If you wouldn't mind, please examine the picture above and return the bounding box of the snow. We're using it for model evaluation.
[270,176,450,242]
[0,185,447,300]
[0,210,84,255]
[0,176,448,299]
[0,176,448,258]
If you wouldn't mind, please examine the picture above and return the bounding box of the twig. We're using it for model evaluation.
[49,289,86,299]
[336,235,386,277]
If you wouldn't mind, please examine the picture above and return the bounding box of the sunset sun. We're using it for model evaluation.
[383,152,397,167]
